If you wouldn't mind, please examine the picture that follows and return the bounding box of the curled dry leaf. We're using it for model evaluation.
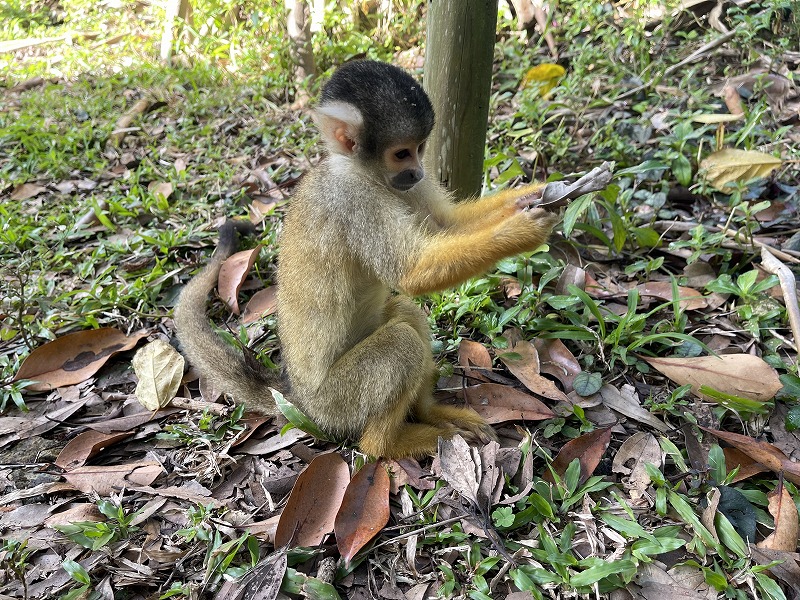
[132,339,185,411]
[464,383,555,424]
[700,426,800,486]
[543,427,612,485]
[757,482,799,552]
[12,328,149,391]
[438,434,480,505]
[533,338,581,393]
[147,181,173,201]
[611,432,662,500]
[645,354,782,402]
[10,183,47,200]
[54,429,134,469]
[335,460,391,565]
[497,340,571,403]
[218,245,263,315]
[275,452,350,548]
[699,148,782,191]
[595,384,670,433]
[723,447,769,483]
[242,286,278,324]
[62,461,163,495]
[458,339,492,383]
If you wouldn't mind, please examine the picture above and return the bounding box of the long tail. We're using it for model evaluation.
[173,220,280,414]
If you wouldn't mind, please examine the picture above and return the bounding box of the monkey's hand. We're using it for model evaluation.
[514,186,545,211]
[494,206,559,254]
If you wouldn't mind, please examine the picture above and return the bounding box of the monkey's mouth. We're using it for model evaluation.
[392,181,418,192]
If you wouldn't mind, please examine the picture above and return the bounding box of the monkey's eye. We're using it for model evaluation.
[394,149,411,160]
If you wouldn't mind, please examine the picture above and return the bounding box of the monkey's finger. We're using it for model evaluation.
[515,188,545,209]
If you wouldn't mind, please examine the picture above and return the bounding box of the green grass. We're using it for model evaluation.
[1,0,799,598]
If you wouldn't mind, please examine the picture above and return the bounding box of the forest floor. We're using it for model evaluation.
[1,1,800,599]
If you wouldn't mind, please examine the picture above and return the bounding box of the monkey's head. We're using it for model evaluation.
[313,60,435,192]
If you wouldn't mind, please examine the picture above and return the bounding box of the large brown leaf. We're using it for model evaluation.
[335,460,390,565]
[543,427,612,485]
[644,354,781,402]
[464,383,555,424]
[757,482,799,552]
[497,340,570,403]
[218,246,262,315]
[700,427,800,485]
[275,452,350,548]
[533,338,581,393]
[55,429,133,469]
[458,340,492,383]
[62,461,163,494]
[13,328,149,391]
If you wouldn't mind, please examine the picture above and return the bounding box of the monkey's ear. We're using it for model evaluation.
[313,101,363,156]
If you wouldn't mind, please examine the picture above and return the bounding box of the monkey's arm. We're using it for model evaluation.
[399,208,558,296]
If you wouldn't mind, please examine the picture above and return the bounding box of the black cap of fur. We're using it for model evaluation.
[320,60,435,158]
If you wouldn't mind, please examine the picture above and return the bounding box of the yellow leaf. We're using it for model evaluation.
[700,148,782,191]
[133,339,184,410]
[522,63,565,96]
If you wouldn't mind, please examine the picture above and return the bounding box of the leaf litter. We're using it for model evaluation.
[1,2,800,599]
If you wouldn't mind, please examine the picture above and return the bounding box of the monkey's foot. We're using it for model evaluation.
[421,405,498,445]
[359,423,447,459]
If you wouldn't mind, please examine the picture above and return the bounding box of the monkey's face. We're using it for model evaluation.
[384,140,426,191]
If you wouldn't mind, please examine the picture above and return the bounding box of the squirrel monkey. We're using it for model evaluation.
[175,60,558,458]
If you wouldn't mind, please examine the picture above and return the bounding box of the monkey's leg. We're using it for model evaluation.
[384,296,496,446]
[414,398,496,444]
[311,316,450,459]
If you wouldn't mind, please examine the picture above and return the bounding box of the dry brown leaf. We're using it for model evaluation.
[533,338,581,393]
[635,281,707,311]
[13,328,149,391]
[612,432,662,499]
[132,339,184,410]
[1,396,91,442]
[10,183,47,200]
[757,482,799,551]
[214,548,287,600]
[335,460,391,565]
[700,487,722,544]
[44,503,104,528]
[497,340,571,403]
[645,354,781,402]
[700,427,800,485]
[248,515,281,543]
[464,383,555,424]
[275,452,350,548]
[241,286,278,324]
[237,428,308,455]
[438,434,480,505]
[85,408,180,434]
[62,461,163,494]
[147,181,173,201]
[699,148,782,191]
[54,429,133,469]
[543,427,612,485]
[458,339,492,383]
[723,447,769,482]
[595,384,670,433]
[750,547,800,592]
[218,246,262,315]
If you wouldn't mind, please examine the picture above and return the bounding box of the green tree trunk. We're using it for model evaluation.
[424,0,499,199]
